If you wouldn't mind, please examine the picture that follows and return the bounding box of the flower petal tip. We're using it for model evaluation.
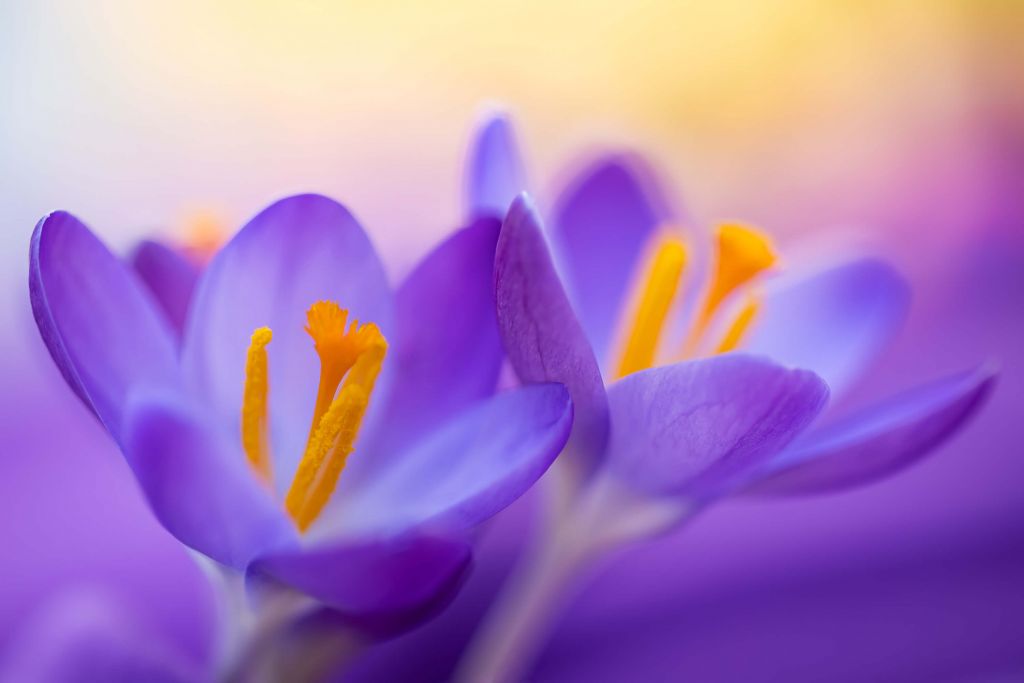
[29,210,179,438]
[747,363,996,496]
[495,195,610,470]
[466,112,527,220]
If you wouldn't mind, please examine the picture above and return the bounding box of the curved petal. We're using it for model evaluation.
[121,391,298,570]
[606,354,829,499]
[130,239,201,339]
[742,258,911,398]
[248,534,471,633]
[496,195,609,472]
[746,365,997,496]
[181,194,394,486]
[342,384,572,536]
[29,212,180,442]
[465,111,527,219]
[362,217,504,466]
[551,156,676,366]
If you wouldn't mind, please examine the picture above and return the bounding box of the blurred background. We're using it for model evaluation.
[1,0,1021,679]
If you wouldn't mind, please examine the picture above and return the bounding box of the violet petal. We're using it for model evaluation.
[29,212,179,442]
[121,391,298,570]
[248,533,470,632]
[746,365,996,495]
[495,194,610,471]
[551,156,675,367]
[362,217,503,466]
[606,354,829,498]
[743,258,910,398]
[465,111,527,220]
[343,383,571,535]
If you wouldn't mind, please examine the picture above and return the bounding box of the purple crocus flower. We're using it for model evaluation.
[403,113,995,682]
[27,193,573,671]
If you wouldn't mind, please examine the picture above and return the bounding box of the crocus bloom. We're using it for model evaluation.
[28,194,574,654]
[446,114,995,682]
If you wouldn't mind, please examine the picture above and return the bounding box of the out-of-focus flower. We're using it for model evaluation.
[447,114,995,681]
[27,193,573,662]
[129,212,228,339]
[0,588,207,683]
[130,240,203,339]
[0,322,218,682]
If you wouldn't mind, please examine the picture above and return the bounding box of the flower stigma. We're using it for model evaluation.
[240,300,388,532]
[614,223,776,375]
[688,223,776,350]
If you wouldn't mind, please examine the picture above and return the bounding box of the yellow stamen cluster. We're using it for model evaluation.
[302,302,382,447]
[614,223,776,376]
[239,300,387,533]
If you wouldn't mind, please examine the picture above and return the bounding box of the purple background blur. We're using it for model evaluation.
[1,1,1021,679]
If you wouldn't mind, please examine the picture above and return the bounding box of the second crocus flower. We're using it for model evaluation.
[452,113,993,682]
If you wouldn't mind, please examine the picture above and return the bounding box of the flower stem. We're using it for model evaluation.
[455,499,587,683]
[191,556,362,682]
[455,470,688,683]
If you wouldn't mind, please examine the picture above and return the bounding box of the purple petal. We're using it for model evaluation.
[181,194,394,487]
[342,384,572,535]
[743,258,911,398]
[746,366,997,496]
[362,217,503,465]
[29,212,180,442]
[551,156,675,367]
[248,534,470,632]
[465,111,527,219]
[130,239,201,339]
[606,354,829,498]
[495,195,609,471]
[121,391,298,570]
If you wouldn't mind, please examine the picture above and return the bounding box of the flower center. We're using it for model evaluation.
[240,300,388,532]
[613,223,776,378]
